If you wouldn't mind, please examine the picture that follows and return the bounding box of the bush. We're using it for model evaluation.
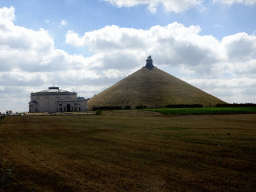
[166,104,203,108]
[96,110,102,115]
[216,103,256,107]
[135,105,147,109]
[93,106,122,111]
[124,106,131,110]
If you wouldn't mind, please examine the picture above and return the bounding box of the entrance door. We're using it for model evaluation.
[67,104,70,112]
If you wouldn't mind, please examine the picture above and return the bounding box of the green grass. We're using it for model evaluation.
[144,107,256,115]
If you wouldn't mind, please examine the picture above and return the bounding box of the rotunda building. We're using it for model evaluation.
[29,87,87,113]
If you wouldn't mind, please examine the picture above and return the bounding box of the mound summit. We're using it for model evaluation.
[88,56,225,110]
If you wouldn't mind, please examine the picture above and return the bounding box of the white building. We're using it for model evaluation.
[29,87,87,113]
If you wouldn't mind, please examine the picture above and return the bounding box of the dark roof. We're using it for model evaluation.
[76,97,86,100]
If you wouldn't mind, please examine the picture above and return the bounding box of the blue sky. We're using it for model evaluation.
[0,0,256,112]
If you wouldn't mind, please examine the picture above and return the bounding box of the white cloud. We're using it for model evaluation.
[213,60,256,77]
[60,20,67,26]
[0,7,98,73]
[66,23,224,71]
[184,77,256,103]
[1,6,256,112]
[222,33,256,61]
[66,23,256,77]
[0,7,104,112]
[102,0,256,12]
[103,69,127,78]
[65,22,256,104]
[102,0,202,13]
[0,6,15,21]
[214,0,256,5]
[186,77,256,89]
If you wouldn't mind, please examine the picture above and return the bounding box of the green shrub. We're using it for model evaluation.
[135,105,147,109]
[96,110,102,115]
[124,106,131,110]
[93,106,122,111]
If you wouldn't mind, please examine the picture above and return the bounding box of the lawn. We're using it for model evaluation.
[0,114,256,191]
[145,107,256,115]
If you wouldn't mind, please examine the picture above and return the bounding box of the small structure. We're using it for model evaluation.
[144,56,155,70]
[6,110,12,115]
[29,87,87,113]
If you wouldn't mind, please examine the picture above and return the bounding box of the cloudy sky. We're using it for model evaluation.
[0,0,256,113]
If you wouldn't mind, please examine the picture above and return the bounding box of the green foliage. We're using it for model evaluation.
[93,106,122,111]
[166,104,203,108]
[135,105,147,109]
[96,109,102,115]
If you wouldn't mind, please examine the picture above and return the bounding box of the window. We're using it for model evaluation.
[59,104,62,106]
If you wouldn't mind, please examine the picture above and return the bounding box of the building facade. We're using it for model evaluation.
[29,87,87,113]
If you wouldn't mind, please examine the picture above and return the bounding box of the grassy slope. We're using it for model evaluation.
[0,115,256,191]
[88,68,225,110]
[145,107,256,115]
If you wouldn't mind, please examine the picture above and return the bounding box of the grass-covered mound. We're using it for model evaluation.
[88,67,225,110]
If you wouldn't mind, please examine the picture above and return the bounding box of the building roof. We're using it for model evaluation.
[29,100,37,104]
[37,87,74,93]
[76,97,86,100]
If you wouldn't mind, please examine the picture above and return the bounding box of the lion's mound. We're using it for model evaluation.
[88,56,225,110]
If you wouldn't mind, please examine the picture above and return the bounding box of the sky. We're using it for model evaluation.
[0,0,256,113]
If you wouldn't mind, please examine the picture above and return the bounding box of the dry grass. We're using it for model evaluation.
[0,114,256,191]
[88,68,225,110]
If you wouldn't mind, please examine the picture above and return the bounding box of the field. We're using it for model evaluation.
[145,107,256,115]
[0,114,256,191]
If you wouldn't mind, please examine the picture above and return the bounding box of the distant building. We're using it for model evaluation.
[29,87,87,113]
[6,110,12,115]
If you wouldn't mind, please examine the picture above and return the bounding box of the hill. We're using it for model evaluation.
[88,66,225,110]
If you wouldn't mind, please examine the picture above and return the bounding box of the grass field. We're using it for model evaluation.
[145,107,256,115]
[0,114,256,191]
